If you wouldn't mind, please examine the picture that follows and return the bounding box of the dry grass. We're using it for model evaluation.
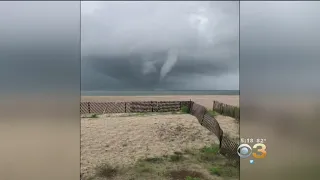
[81,143,239,180]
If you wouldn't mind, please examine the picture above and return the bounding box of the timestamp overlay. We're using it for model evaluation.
[238,138,267,162]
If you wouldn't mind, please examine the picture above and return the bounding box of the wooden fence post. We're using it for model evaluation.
[125,102,127,113]
[151,101,153,112]
[201,114,205,125]
[219,131,224,148]
[213,101,215,111]
[88,102,91,113]
[201,112,205,125]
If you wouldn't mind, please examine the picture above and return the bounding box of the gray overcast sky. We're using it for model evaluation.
[0,2,80,93]
[241,2,320,95]
[81,1,239,91]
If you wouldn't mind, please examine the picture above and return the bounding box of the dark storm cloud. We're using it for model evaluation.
[81,1,239,90]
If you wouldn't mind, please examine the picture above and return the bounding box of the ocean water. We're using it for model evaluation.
[81,90,239,96]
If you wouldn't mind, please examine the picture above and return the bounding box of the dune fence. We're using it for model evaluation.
[189,102,239,161]
[81,100,239,161]
[213,100,240,121]
[80,101,191,114]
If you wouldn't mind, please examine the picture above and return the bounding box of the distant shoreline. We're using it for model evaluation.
[81,90,239,96]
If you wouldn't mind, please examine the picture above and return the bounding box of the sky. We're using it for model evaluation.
[0,2,80,94]
[81,1,239,91]
[240,1,320,96]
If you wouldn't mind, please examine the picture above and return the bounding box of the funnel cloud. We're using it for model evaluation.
[160,50,179,81]
[81,1,239,90]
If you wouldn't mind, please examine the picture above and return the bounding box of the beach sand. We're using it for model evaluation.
[81,114,219,178]
[81,95,239,178]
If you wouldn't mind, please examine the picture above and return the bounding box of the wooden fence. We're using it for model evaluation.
[81,100,239,161]
[213,101,240,121]
[80,101,191,114]
[189,102,239,160]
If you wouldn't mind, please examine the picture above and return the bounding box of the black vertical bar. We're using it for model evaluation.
[88,102,91,113]
[125,102,127,113]
[179,101,181,110]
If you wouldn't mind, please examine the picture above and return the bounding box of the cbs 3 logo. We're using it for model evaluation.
[237,143,267,158]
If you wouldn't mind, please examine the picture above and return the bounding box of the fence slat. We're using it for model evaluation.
[213,101,240,121]
[191,102,239,161]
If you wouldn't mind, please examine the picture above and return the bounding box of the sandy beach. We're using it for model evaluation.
[81,95,240,140]
[81,95,239,179]
[81,114,219,178]
[81,95,239,109]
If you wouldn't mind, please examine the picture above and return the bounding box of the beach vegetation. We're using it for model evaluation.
[209,166,221,176]
[180,105,189,113]
[85,144,238,180]
[94,163,119,178]
[185,176,201,180]
[207,110,219,117]
[169,169,205,180]
[169,151,183,162]
[90,114,98,118]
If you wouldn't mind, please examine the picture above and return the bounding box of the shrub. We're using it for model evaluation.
[95,163,118,178]
[199,145,220,161]
[169,153,183,162]
[90,114,98,118]
[209,167,221,176]
[185,176,201,180]
[208,110,218,117]
[180,106,189,113]
[201,145,219,154]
